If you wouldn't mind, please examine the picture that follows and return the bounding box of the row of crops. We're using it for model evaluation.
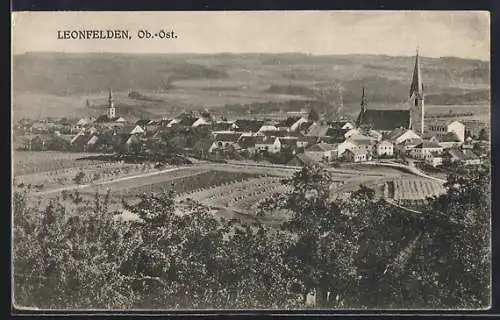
[107,170,266,199]
[385,179,446,201]
[181,176,293,212]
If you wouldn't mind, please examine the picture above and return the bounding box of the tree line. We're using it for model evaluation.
[12,163,490,309]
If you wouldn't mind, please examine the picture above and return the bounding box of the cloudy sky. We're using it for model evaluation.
[12,11,490,60]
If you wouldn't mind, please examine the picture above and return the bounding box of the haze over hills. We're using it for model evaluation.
[12,52,490,120]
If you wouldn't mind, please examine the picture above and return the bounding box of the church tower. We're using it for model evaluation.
[409,48,424,134]
[360,87,367,113]
[107,87,116,119]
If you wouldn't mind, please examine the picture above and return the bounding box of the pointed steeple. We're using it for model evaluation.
[108,87,114,104]
[409,48,424,102]
[107,87,116,119]
[360,87,367,112]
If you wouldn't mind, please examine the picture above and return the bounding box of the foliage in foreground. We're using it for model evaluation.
[13,164,490,309]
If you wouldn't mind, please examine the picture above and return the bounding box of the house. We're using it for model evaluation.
[305,143,339,162]
[118,134,142,153]
[237,135,266,154]
[304,122,330,138]
[348,135,377,153]
[444,149,482,166]
[209,132,242,153]
[212,121,234,131]
[279,116,301,130]
[319,128,349,144]
[409,141,444,160]
[231,119,264,133]
[376,140,394,157]
[23,135,47,151]
[289,116,310,131]
[117,124,145,135]
[135,119,151,127]
[276,137,300,154]
[329,121,355,130]
[286,109,309,117]
[435,132,463,149]
[192,116,213,127]
[71,132,98,152]
[384,128,421,145]
[76,117,95,127]
[178,117,198,127]
[258,124,280,132]
[344,128,361,139]
[425,153,444,167]
[338,140,359,157]
[427,120,465,143]
[167,116,197,127]
[344,149,371,163]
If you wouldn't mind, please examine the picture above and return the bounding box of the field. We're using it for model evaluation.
[13,52,489,120]
[13,151,110,176]
[14,151,452,226]
[385,179,446,201]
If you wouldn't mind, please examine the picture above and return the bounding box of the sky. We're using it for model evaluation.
[12,11,490,61]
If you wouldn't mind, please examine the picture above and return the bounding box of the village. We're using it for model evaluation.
[14,90,489,174]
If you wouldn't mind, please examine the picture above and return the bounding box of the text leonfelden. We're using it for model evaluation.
[57,29,178,40]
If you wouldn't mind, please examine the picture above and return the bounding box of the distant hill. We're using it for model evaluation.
[12,52,490,119]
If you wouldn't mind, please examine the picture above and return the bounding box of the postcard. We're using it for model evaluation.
[11,11,491,311]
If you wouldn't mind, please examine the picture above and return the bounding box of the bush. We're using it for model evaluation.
[73,171,86,185]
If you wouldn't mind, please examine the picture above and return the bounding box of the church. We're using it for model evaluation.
[355,49,425,134]
[94,88,126,123]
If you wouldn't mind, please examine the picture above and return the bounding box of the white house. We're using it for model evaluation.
[427,120,465,143]
[290,116,310,132]
[209,132,242,153]
[409,141,444,160]
[444,149,482,166]
[338,140,358,157]
[258,124,279,132]
[340,122,355,130]
[192,117,212,127]
[167,118,180,128]
[376,140,394,157]
[425,154,444,167]
[447,121,466,143]
[344,128,361,139]
[305,143,339,162]
[129,125,145,135]
[431,132,462,149]
[344,149,371,163]
[386,128,422,145]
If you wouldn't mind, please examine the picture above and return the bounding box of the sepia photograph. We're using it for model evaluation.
[11,11,491,310]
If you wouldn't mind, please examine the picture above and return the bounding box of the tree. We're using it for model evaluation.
[478,128,489,141]
[403,164,491,308]
[257,166,367,307]
[308,108,320,122]
[73,171,86,185]
[13,190,141,309]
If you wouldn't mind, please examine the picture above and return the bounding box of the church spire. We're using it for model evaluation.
[409,48,425,134]
[409,48,423,101]
[360,87,367,112]
[107,87,116,119]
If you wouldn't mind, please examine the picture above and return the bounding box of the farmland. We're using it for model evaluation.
[385,179,446,202]
[12,151,111,176]
[14,151,451,223]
